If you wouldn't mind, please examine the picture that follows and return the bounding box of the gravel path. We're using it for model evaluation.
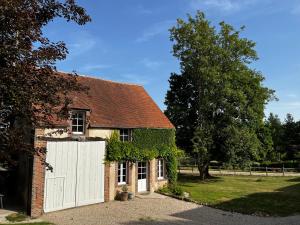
[42,194,300,225]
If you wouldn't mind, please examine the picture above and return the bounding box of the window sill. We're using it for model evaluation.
[117,182,127,186]
[157,177,166,181]
[72,132,84,135]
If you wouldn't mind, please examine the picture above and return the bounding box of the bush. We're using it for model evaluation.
[169,184,184,196]
[158,184,184,196]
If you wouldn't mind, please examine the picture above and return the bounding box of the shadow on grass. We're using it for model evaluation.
[178,174,300,217]
[288,177,300,182]
[214,181,300,216]
[178,173,223,184]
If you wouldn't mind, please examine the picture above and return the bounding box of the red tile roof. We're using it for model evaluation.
[64,74,174,129]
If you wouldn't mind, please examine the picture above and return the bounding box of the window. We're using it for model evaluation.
[120,129,131,142]
[157,159,164,179]
[71,111,85,134]
[118,162,127,184]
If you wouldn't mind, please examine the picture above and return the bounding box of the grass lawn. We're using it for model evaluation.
[178,174,300,216]
[0,223,52,225]
[2,212,53,225]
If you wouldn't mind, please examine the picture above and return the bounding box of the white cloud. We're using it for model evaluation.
[136,20,174,43]
[270,101,300,109]
[189,0,261,13]
[287,93,297,98]
[119,73,151,85]
[136,5,153,15]
[141,58,163,69]
[81,64,112,72]
[66,31,105,58]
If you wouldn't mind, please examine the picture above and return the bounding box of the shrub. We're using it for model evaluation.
[169,184,184,196]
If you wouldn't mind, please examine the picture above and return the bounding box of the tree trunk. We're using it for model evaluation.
[198,162,210,180]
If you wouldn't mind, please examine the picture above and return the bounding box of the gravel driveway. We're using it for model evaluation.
[42,194,300,225]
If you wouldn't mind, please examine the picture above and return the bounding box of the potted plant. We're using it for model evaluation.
[120,185,128,201]
[128,192,134,200]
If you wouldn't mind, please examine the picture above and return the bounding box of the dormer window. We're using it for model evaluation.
[71,111,85,134]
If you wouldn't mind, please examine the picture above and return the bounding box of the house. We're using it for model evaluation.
[30,74,174,217]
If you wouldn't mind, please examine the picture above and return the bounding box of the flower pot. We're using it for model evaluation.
[128,192,134,200]
[120,192,128,201]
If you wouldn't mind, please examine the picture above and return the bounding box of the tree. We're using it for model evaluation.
[282,113,300,160]
[0,0,91,166]
[165,11,274,179]
[265,113,283,160]
[256,123,274,161]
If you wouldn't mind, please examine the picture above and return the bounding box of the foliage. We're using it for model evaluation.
[178,174,300,216]
[165,153,178,184]
[0,0,90,165]
[1,223,52,225]
[282,114,300,160]
[132,128,176,150]
[264,113,300,162]
[168,183,184,196]
[222,126,261,168]
[158,183,184,196]
[265,113,284,160]
[192,126,212,179]
[106,129,181,184]
[5,213,27,222]
[165,11,274,179]
[121,185,128,192]
[256,123,274,161]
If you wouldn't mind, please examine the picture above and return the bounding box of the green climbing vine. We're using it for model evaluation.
[106,128,181,184]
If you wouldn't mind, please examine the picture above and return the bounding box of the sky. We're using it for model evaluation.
[44,0,300,121]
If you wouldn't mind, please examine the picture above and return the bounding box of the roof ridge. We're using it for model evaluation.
[57,70,144,87]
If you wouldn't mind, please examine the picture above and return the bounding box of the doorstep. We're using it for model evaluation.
[135,192,167,199]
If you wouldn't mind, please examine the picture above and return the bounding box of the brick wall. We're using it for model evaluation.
[30,132,46,218]
[104,163,110,202]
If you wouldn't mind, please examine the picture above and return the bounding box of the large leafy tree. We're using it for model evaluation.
[165,12,274,179]
[0,0,90,166]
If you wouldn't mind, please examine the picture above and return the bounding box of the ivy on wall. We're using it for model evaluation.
[106,128,180,184]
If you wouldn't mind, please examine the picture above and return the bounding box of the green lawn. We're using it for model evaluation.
[178,174,300,216]
[0,223,52,225]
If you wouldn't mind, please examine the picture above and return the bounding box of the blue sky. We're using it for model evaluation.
[44,0,300,121]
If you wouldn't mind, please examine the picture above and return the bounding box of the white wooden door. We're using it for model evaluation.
[137,161,148,192]
[44,141,105,213]
[76,141,105,206]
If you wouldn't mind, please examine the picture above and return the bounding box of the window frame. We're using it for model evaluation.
[118,161,127,185]
[71,111,85,135]
[119,129,132,142]
[157,158,164,180]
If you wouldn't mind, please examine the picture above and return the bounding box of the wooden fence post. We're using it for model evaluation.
[250,166,252,176]
[282,165,285,176]
[265,166,268,176]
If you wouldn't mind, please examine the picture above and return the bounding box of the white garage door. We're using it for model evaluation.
[43,141,105,213]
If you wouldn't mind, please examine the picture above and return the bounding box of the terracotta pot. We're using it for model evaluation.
[120,192,128,201]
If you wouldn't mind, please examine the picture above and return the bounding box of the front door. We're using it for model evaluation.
[137,161,147,192]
